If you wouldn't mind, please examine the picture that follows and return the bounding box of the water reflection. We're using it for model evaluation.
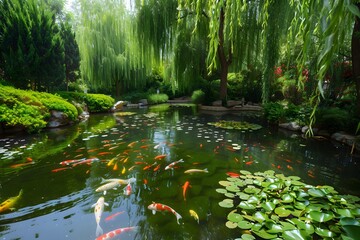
[0,105,359,239]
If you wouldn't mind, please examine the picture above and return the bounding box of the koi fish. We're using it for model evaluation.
[113,163,118,171]
[10,162,34,168]
[165,159,184,170]
[184,168,208,174]
[96,226,138,240]
[153,164,161,172]
[127,141,137,148]
[105,211,125,221]
[96,181,122,195]
[97,152,112,156]
[60,158,85,166]
[51,167,71,173]
[182,181,191,201]
[100,177,136,185]
[92,197,109,236]
[121,166,126,174]
[72,158,100,167]
[154,143,161,149]
[189,209,199,224]
[147,202,182,224]
[154,154,167,160]
[0,189,23,213]
[226,172,240,178]
[124,183,132,196]
[143,162,156,170]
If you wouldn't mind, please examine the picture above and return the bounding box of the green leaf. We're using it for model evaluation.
[265,222,283,233]
[334,208,353,218]
[280,221,297,231]
[225,221,238,229]
[282,229,311,240]
[275,207,291,217]
[308,188,326,198]
[219,199,234,208]
[226,185,240,192]
[340,217,360,226]
[252,229,277,239]
[240,233,255,240]
[237,192,250,200]
[314,227,335,238]
[240,170,252,175]
[219,181,232,187]
[238,201,256,210]
[227,212,243,222]
[237,220,253,229]
[347,3,360,18]
[261,201,276,212]
[282,194,294,203]
[289,219,314,234]
[253,211,268,223]
[342,225,360,239]
[216,188,227,194]
[308,211,334,222]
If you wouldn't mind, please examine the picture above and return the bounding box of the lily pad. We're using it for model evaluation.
[261,201,276,212]
[219,199,234,208]
[308,188,326,198]
[240,233,255,240]
[339,217,360,226]
[282,229,311,240]
[274,207,291,217]
[333,208,353,218]
[237,220,253,229]
[219,181,232,187]
[253,211,268,223]
[238,201,256,210]
[237,192,250,200]
[308,211,334,222]
[216,188,228,194]
[226,221,238,229]
[228,212,243,222]
[314,227,335,238]
[282,194,294,203]
[240,170,252,175]
[252,229,277,239]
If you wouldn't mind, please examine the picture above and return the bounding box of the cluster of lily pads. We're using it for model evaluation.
[217,170,360,240]
[208,120,262,131]
[113,112,137,116]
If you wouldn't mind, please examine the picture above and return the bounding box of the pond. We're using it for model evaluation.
[0,104,359,240]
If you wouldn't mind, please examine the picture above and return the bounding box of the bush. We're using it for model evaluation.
[0,85,78,133]
[147,94,169,104]
[263,102,285,124]
[316,107,358,133]
[191,90,205,104]
[57,92,115,113]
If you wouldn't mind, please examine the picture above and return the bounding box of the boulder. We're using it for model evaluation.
[47,110,71,128]
[331,132,356,146]
[111,101,125,112]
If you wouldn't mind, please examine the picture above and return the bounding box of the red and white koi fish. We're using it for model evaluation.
[105,211,124,221]
[184,168,208,174]
[59,158,85,166]
[182,181,191,201]
[164,159,184,170]
[92,197,109,236]
[95,226,138,240]
[147,202,182,224]
[124,182,132,196]
[72,158,100,167]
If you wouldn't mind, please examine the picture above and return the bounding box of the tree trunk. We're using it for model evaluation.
[217,5,232,107]
[352,3,360,117]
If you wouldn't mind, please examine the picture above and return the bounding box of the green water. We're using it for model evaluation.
[0,105,359,240]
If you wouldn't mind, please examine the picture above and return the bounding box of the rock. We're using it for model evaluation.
[139,99,148,106]
[279,122,301,131]
[331,132,356,146]
[111,101,125,112]
[47,110,71,128]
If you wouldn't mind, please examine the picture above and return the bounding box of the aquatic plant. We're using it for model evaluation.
[208,120,262,131]
[114,112,137,116]
[217,170,360,239]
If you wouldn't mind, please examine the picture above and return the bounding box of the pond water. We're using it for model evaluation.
[0,104,359,240]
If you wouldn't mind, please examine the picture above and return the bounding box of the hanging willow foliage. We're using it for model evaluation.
[77,0,145,94]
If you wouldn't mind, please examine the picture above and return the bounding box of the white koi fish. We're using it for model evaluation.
[95,226,138,240]
[184,168,208,174]
[92,197,109,236]
[100,177,136,185]
[148,202,182,224]
[164,159,184,170]
[96,181,121,195]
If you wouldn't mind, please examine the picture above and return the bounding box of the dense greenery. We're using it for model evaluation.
[217,170,360,239]
[147,94,169,105]
[0,85,78,133]
[57,91,115,113]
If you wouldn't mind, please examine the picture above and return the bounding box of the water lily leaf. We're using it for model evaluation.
[240,233,255,240]
[237,192,250,200]
[351,208,360,217]
[334,208,353,218]
[228,212,243,222]
[252,229,277,239]
[247,196,260,204]
[314,227,335,238]
[226,185,240,192]
[288,176,301,181]
[275,207,291,217]
[291,209,305,218]
[291,180,304,186]
[225,192,235,198]
[264,170,275,176]
[282,229,311,240]
[268,183,282,191]
[280,221,297,230]
[243,215,254,221]
[219,181,232,187]
[245,179,254,185]
[306,204,322,212]
[237,220,253,229]
[342,225,360,239]
[294,201,307,210]
[308,188,326,198]
[253,179,262,186]
[238,201,256,210]
[265,222,283,233]
[261,202,275,212]
[219,199,234,208]
[225,221,238,229]
[240,170,252,175]
[296,191,309,201]
[282,194,294,203]
[253,211,268,223]
[244,187,260,194]
[308,211,334,222]
[216,188,227,194]
[289,219,314,234]
[340,217,360,226]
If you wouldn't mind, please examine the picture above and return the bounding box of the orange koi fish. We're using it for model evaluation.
[143,162,156,170]
[113,163,118,171]
[226,172,240,178]
[140,145,150,149]
[104,211,125,221]
[72,158,100,167]
[153,164,161,172]
[154,154,167,160]
[10,161,34,168]
[182,181,191,201]
[148,202,182,224]
[97,152,113,156]
[127,141,137,148]
[96,226,138,240]
[52,167,71,173]
[60,159,84,166]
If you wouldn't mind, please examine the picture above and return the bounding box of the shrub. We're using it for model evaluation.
[316,107,358,133]
[191,89,205,104]
[147,94,169,104]
[263,102,285,124]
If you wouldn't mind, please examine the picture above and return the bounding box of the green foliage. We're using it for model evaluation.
[57,91,115,113]
[217,170,360,240]
[147,94,169,105]
[227,70,263,103]
[316,107,358,133]
[0,85,78,133]
[0,0,65,91]
[263,102,302,124]
[191,90,205,104]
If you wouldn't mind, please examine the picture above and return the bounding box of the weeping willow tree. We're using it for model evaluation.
[77,0,145,96]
